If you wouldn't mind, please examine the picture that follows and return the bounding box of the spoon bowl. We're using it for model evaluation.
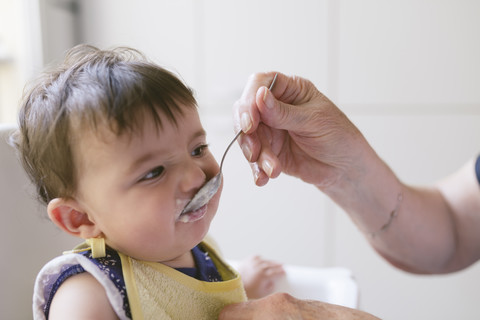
[181,130,241,214]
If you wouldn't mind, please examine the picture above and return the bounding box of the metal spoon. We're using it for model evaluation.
[181,73,278,214]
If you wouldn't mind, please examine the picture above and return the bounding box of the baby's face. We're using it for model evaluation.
[72,105,221,265]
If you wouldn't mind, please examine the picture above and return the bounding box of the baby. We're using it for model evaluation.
[12,45,283,319]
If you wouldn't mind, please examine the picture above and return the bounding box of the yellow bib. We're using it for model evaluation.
[119,240,247,320]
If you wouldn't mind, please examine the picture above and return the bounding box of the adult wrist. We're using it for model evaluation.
[321,141,404,237]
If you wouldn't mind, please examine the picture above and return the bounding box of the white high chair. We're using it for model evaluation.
[275,265,358,308]
[228,260,359,308]
[0,123,359,319]
[0,124,79,319]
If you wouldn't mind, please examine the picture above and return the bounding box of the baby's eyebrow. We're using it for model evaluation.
[128,150,165,175]
[191,128,207,140]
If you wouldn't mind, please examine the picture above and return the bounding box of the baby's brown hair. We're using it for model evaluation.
[12,44,196,205]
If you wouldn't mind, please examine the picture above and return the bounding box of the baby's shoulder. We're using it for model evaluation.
[47,272,118,319]
[33,250,130,319]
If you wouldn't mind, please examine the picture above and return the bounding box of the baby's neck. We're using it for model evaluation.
[160,250,195,269]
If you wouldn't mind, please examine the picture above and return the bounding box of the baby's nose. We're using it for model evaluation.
[180,161,208,194]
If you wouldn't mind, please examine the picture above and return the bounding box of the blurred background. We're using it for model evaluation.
[1,0,480,319]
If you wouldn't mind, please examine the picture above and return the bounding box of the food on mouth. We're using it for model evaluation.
[178,204,207,223]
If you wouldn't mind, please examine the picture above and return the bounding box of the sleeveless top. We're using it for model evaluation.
[33,239,246,319]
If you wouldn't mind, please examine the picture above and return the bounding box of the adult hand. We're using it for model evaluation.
[233,72,368,190]
[219,293,380,320]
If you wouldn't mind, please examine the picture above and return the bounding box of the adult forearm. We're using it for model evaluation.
[322,143,457,273]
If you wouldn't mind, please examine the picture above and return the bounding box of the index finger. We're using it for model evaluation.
[233,71,281,134]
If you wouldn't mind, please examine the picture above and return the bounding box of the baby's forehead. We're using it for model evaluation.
[70,105,201,167]
[71,114,160,148]
[73,104,204,157]
[69,117,149,173]
[72,101,192,140]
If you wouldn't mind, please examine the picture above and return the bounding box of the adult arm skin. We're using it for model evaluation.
[219,293,380,320]
[233,71,480,274]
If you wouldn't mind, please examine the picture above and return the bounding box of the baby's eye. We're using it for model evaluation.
[140,166,165,181]
[191,144,209,157]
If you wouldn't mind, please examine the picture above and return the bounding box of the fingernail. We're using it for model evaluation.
[262,159,273,177]
[254,170,260,184]
[241,112,252,132]
[241,144,252,162]
[253,164,260,184]
[263,88,274,109]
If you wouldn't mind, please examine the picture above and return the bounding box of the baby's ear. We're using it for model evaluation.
[47,198,102,239]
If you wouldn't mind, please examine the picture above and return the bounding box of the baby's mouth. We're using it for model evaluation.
[177,204,207,223]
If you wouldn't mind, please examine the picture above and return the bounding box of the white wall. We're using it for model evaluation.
[0,0,43,123]
[35,0,480,319]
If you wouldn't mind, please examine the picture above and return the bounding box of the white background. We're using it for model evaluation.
[1,0,480,319]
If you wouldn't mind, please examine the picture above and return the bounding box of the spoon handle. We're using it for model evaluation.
[219,130,243,169]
